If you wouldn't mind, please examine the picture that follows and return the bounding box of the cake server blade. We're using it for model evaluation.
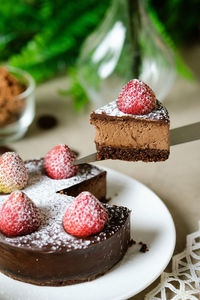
[170,121,200,146]
[73,122,200,165]
[73,152,97,165]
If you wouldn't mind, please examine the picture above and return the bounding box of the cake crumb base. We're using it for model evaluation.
[96,144,169,162]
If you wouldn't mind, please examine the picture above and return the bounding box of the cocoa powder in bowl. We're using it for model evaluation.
[0,67,26,128]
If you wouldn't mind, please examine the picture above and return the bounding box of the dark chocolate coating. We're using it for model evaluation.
[0,205,130,286]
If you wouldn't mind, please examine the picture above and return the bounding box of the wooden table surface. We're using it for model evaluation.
[10,42,200,299]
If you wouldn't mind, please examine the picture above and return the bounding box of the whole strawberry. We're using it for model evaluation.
[0,191,41,236]
[63,191,108,237]
[44,144,78,179]
[0,152,28,193]
[117,79,156,115]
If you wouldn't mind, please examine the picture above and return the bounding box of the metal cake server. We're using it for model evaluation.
[170,122,200,146]
[73,122,200,165]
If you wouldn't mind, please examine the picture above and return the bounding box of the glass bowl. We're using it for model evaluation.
[77,0,176,107]
[0,66,35,144]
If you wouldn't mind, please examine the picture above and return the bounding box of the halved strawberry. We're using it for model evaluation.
[63,191,108,237]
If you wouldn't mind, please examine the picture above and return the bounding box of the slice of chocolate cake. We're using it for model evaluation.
[0,159,131,286]
[90,80,170,162]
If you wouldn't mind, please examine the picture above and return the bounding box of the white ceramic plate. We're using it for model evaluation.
[0,168,176,300]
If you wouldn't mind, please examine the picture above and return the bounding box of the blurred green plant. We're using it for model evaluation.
[0,0,198,84]
[0,0,109,82]
[150,0,200,45]
[58,67,89,111]
[148,3,195,81]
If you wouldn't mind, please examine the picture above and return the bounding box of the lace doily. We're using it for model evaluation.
[145,221,200,300]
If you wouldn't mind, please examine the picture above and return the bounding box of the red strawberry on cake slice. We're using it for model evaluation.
[117,79,156,115]
[90,79,170,162]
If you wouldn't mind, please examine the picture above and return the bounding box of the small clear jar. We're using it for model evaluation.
[0,66,35,144]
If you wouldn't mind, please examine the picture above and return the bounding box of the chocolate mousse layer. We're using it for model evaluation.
[91,100,170,162]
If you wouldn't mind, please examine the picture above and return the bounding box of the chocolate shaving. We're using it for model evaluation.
[139,241,149,253]
[129,239,136,247]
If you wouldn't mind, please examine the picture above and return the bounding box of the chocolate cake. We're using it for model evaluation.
[0,159,131,286]
[90,100,170,162]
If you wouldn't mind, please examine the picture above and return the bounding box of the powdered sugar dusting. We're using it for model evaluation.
[94,100,169,122]
[0,160,129,252]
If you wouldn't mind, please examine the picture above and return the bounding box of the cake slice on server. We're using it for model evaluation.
[90,79,170,162]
